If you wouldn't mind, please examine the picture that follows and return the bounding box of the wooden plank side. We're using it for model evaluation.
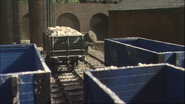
[0,44,34,48]
[120,96,133,103]
[0,47,31,51]
[104,39,119,66]
[0,47,35,73]
[165,52,184,68]
[18,74,34,83]
[18,74,34,102]
[19,99,35,104]
[115,89,140,98]
[92,65,162,79]
[99,73,157,87]
[109,38,138,45]
[109,83,146,92]
[165,53,175,65]
[132,48,156,65]
[32,47,44,70]
[118,45,131,66]
[128,68,166,103]
[86,74,115,103]
[165,66,184,103]
[19,93,34,101]
[19,84,34,94]
[132,38,184,52]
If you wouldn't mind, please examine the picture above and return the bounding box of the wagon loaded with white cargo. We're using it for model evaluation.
[43,26,85,69]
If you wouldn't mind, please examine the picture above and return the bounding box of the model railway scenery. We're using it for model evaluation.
[0,0,184,104]
[42,26,106,103]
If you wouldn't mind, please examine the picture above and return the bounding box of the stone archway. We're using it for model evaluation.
[90,13,108,40]
[57,13,80,31]
[21,13,30,40]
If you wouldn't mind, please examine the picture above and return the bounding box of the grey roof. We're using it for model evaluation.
[108,0,185,11]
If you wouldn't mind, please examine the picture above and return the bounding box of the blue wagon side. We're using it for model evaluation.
[83,64,184,103]
[105,37,185,67]
[0,44,51,104]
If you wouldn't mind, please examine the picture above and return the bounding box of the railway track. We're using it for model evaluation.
[51,66,83,104]
[45,49,105,104]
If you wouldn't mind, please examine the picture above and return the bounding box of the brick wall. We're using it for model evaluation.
[20,3,114,40]
[54,3,114,32]
[20,3,29,19]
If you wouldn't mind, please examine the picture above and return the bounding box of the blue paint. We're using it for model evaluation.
[84,64,185,103]
[0,44,51,104]
[18,74,34,83]
[19,92,34,101]
[116,89,140,98]
[105,37,185,67]
[19,99,35,104]
[177,52,185,67]
[109,83,146,92]
[111,38,184,52]
[99,73,157,86]
[0,44,44,74]
[19,83,34,93]
[92,66,163,78]
[86,75,115,103]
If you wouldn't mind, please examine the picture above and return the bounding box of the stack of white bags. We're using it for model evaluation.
[48,26,83,36]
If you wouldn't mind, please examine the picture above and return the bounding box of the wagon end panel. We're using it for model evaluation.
[176,52,184,68]
[0,46,38,74]
[18,74,35,104]
[105,39,130,67]
[105,39,118,66]
[84,64,184,103]
[132,49,166,66]
[34,73,51,104]
[95,66,164,103]
[128,67,166,103]
[132,38,184,52]
[83,71,117,103]
[165,66,184,103]
[32,46,45,71]
[165,52,185,68]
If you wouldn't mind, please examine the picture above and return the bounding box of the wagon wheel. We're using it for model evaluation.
[45,55,53,70]
[45,55,50,64]
[71,61,78,70]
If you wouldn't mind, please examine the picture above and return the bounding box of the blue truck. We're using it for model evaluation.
[0,44,51,104]
[84,63,184,103]
[105,37,185,68]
